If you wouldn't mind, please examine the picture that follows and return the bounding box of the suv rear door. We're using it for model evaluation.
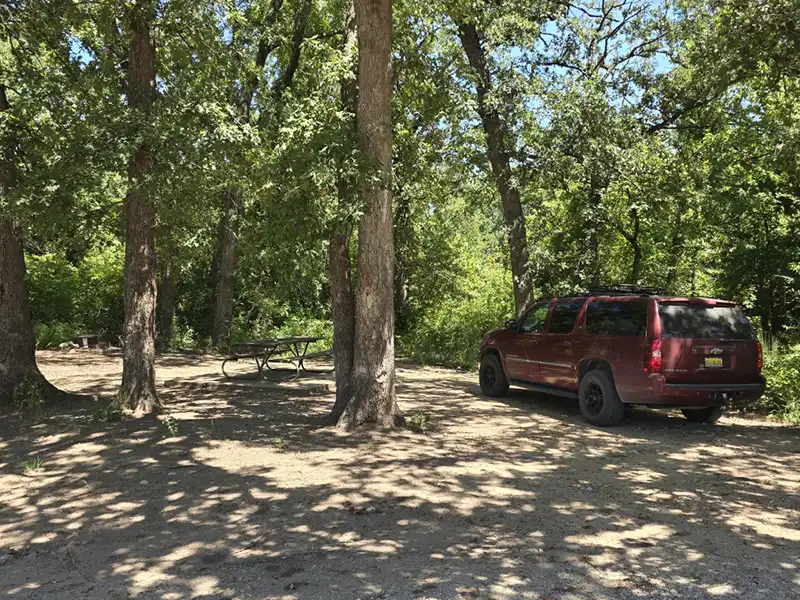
[656,301,761,384]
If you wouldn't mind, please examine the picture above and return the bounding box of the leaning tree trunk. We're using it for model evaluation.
[338,0,402,429]
[328,5,357,424]
[211,187,241,348]
[120,2,159,414]
[456,20,532,318]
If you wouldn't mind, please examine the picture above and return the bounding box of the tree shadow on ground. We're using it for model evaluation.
[0,361,798,600]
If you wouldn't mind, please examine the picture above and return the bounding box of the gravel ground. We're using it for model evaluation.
[0,351,798,600]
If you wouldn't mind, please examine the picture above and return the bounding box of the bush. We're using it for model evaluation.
[27,244,124,347]
[399,262,513,369]
[35,322,77,348]
[26,254,79,326]
[761,348,800,424]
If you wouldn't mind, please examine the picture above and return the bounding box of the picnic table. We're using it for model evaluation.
[221,337,333,381]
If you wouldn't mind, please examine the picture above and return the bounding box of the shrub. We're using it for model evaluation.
[26,254,79,326]
[761,348,800,424]
[27,244,124,346]
[35,322,77,348]
[399,262,513,369]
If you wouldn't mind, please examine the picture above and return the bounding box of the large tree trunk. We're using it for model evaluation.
[328,5,357,424]
[455,20,532,317]
[338,0,402,429]
[211,187,241,348]
[120,2,159,414]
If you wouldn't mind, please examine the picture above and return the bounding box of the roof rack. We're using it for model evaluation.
[589,284,667,297]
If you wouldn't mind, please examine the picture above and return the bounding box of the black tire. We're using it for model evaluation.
[682,407,724,423]
[578,369,625,426]
[480,354,509,397]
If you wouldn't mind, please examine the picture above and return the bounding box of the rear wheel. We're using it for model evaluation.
[480,354,509,397]
[682,407,724,423]
[578,370,625,426]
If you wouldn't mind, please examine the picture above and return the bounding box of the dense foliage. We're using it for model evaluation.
[3,0,799,420]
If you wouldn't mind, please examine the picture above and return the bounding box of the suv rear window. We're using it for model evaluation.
[586,301,647,336]
[658,304,754,340]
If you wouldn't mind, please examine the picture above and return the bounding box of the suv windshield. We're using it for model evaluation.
[658,304,754,340]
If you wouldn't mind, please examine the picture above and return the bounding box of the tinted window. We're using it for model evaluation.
[586,301,647,336]
[519,303,549,334]
[658,304,754,340]
[548,301,584,334]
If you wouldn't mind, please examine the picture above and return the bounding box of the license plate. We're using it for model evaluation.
[705,357,724,368]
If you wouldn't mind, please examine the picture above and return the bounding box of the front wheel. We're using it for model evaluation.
[578,370,625,426]
[479,354,509,397]
[682,407,724,423]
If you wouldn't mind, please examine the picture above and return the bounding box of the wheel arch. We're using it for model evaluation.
[578,358,614,383]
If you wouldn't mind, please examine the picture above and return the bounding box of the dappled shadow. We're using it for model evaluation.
[0,359,798,599]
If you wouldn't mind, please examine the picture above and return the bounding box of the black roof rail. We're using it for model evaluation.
[589,284,667,297]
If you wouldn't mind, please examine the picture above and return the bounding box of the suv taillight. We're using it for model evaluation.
[757,340,763,373]
[645,339,662,374]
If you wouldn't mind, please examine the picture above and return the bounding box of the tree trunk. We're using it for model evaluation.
[664,200,687,292]
[338,0,402,429]
[328,5,357,424]
[455,20,532,317]
[588,172,602,289]
[630,209,641,283]
[211,187,241,348]
[121,2,159,414]
[159,249,176,345]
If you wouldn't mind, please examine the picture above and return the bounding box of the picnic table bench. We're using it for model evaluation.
[73,333,100,348]
[222,337,333,381]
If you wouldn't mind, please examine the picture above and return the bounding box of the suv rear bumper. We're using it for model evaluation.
[629,374,766,407]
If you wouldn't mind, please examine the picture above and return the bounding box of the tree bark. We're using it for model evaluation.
[120,2,159,414]
[328,5,357,424]
[455,20,532,317]
[211,187,241,348]
[338,0,402,429]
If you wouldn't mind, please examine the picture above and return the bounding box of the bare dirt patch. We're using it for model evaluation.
[1,352,798,599]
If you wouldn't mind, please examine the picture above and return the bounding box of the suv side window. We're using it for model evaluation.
[519,303,550,334]
[548,300,584,334]
[586,301,647,336]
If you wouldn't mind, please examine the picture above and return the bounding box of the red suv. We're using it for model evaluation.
[479,286,766,426]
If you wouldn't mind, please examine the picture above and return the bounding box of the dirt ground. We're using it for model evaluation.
[1,351,798,600]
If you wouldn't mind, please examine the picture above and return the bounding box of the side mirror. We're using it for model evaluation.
[505,319,518,330]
